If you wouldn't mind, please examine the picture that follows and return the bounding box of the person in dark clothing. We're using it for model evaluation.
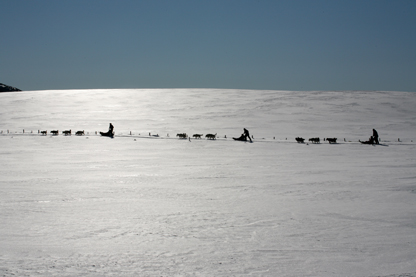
[100,123,114,137]
[244,128,252,142]
[360,129,382,144]
[372,129,379,144]
[369,136,375,144]
[233,128,252,142]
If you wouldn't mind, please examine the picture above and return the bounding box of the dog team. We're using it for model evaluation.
[28,129,340,144]
[296,137,337,144]
[8,126,382,145]
[40,129,85,136]
[176,133,217,140]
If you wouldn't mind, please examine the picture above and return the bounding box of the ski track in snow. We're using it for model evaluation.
[0,89,416,276]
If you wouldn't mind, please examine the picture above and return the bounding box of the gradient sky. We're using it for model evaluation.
[2,0,416,91]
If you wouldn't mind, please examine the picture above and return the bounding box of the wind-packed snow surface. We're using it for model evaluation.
[0,89,416,276]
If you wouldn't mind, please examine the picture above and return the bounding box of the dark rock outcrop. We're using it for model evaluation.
[0,83,22,92]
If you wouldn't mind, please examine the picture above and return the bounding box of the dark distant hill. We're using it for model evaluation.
[0,83,22,92]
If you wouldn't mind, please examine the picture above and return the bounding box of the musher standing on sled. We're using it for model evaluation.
[373,129,379,144]
[100,123,114,137]
[233,128,253,142]
[244,128,252,142]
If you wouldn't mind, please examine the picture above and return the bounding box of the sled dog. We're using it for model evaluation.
[176,133,187,139]
[205,133,217,140]
[295,137,305,143]
[326,138,337,144]
[308,137,320,144]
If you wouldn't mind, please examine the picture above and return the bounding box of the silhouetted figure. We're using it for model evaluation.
[100,123,114,137]
[244,128,252,142]
[360,129,380,145]
[372,129,379,144]
[233,128,252,142]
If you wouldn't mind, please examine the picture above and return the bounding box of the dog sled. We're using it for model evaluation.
[233,135,247,141]
[233,134,252,142]
[100,131,114,138]
[233,128,252,143]
[100,123,114,138]
[359,137,379,145]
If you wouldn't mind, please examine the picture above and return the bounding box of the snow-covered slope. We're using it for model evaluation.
[1,89,415,141]
[0,89,415,276]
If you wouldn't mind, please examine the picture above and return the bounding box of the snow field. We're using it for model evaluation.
[0,89,416,276]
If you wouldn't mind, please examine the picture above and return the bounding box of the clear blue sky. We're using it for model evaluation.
[2,0,416,91]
